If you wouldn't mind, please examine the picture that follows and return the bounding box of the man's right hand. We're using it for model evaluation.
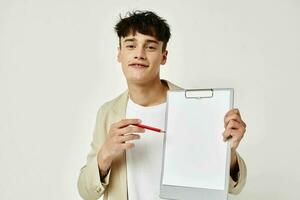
[97,119,145,178]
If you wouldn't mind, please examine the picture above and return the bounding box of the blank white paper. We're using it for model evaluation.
[162,90,231,190]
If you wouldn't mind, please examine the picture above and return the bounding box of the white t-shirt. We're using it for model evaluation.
[126,97,166,200]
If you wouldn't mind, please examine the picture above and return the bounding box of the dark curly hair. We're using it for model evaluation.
[114,10,171,51]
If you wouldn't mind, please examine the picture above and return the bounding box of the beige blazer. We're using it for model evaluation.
[78,80,247,200]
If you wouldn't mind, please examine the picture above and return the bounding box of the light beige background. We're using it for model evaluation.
[0,0,299,199]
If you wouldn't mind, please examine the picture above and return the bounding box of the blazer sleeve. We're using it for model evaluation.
[77,106,111,200]
[228,152,247,194]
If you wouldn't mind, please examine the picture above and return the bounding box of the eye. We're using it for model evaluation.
[146,45,157,51]
[126,45,135,49]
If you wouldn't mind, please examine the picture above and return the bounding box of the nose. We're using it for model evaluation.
[134,46,146,60]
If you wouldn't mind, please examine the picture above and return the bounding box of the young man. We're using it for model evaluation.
[78,10,247,200]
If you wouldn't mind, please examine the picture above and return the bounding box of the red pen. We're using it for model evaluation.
[134,124,166,133]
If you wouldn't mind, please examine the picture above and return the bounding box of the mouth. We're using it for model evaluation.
[128,63,149,69]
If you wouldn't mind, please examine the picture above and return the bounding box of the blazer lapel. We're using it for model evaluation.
[108,91,129,200]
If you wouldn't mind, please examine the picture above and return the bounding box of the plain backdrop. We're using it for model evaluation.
[1,0,299,199]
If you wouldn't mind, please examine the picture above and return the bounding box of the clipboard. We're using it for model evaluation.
[160,88,233,200]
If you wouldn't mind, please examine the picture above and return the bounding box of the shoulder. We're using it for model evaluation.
[97,90,129,116]
[163,79,183,91]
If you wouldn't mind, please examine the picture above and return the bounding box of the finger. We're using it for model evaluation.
[117,125,145,136]
[226,122,246,140]
[227,120,243,130]
[118,134,141,143]
[224,114,246,128]
[223,130,232,141]
[225,108,241,118]
[231,130,244,140]
[223,129,244,141]
[121,143,135,150]
[114,119,142,129]
[236,125,246,138]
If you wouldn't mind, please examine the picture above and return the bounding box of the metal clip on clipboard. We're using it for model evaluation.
[185,89,214,99]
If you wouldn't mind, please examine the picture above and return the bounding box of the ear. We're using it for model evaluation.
[117,47,121,63]
[161,50,168,65]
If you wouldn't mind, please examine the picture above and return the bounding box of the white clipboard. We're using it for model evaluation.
[160,88,233,200]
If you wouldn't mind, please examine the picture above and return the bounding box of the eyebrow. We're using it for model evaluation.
[146,39,159,44]
[124,38,136,43]
[123,38,159,44]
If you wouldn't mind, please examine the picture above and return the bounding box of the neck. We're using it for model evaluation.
[127,78,169,107]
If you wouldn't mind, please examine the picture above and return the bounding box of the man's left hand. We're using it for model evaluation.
[223,108,246,178]
[223,108,246,150]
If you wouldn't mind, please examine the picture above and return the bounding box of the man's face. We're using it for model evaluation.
[117,32,168,85]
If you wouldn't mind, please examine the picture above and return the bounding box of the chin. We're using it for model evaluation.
[126,77,150,85]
